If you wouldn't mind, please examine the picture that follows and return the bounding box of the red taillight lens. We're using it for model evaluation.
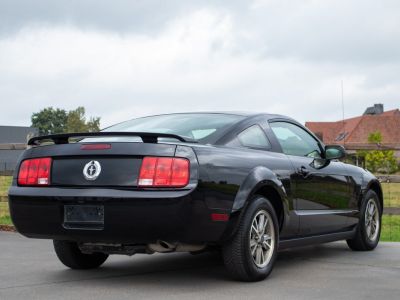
[138,157,189,188]
[18,157,52,186]
[138,157,157,186]
[154,158,173,186]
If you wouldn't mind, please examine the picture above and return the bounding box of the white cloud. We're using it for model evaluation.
[0,2,399,129]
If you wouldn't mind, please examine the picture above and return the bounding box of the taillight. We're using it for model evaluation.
[138,157,189,188]
[18,157,52,186]
[80,144,111,150]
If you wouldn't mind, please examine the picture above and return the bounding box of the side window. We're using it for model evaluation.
[270,122,321,158]
[227,125,271,149]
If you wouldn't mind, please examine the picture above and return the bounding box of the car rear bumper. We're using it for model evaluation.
[8,187,230,244]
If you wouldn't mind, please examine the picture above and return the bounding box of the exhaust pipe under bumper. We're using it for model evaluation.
[148,241,206,253]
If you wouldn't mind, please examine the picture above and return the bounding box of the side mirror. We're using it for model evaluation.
[325,145,346,160]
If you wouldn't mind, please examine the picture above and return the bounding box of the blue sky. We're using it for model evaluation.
[0,0,399,128]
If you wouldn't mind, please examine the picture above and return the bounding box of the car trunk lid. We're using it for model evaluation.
[31,142,177,187]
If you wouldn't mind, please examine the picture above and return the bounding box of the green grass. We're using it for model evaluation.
[0,176,12,197]
[381,215,400,242]
[0,202,12,225]
[0,215,12,225]
[382,182,400,208]
[0,202,9,216]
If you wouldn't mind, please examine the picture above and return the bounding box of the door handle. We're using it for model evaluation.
[297,166,310,177]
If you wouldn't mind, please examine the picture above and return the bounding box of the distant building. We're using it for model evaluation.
[306,104,400,163]
[0,126,38,173]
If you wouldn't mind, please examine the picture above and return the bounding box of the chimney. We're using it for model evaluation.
[363,103,384,115]
[374,103,384,114]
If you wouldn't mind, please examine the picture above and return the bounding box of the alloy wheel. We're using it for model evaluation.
[365,199,380,242]
[249,210,275,268]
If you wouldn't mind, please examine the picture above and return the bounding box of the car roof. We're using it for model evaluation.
[134,111,294,121]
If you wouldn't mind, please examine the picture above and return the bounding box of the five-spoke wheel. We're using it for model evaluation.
[250,210,275,268]
[364,199,380,242]
[347,189,381,251]
[222,196,279,281]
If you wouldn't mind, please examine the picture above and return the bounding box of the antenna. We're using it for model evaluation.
[341,80,345,146]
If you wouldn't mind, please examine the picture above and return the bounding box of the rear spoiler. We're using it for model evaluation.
[28,132,197,146]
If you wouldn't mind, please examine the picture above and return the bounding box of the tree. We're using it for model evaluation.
[87,117,101,132]
[65,107,100,133]
[362,131,398,174]
[365,150,398,174]
[367,131,382,144]
[31,106,101,135]
[31,107,68,135]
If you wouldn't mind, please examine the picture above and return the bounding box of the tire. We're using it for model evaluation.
[53,240,109,269]
[222,196,279,281]
[347,190,382,251]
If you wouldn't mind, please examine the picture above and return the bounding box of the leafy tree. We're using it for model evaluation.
[65,107,100,133]
[367,131,382,144]
[31,106,100,135]
[362,131,399,174]
[31,107,68,135]
[87,117,101,132]
[365,150,398,174]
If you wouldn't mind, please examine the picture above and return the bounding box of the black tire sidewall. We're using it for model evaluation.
[53,240,108,269]
[359,190,382,249]
[241,196,279,280]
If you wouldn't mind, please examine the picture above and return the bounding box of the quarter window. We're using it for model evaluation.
[270,122,321,158]
[228,125,271,149]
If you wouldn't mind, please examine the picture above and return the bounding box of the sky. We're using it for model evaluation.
[0,0,399,128]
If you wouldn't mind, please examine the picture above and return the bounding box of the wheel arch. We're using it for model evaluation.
[366,179,383,213]
[220,167,289,243]
[252,185,285,231]
[232,166,289,230]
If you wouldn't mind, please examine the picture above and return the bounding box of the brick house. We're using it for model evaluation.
[305,104,400,164]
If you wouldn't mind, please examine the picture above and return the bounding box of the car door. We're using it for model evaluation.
[225,123,299,239]
[268,121,351,236]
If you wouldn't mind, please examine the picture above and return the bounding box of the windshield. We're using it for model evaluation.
[95,113,245,143]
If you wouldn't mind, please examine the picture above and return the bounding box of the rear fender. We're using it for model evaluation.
[232,166,288,212]
[220,167,289,242]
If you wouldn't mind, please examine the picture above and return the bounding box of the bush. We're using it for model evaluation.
[365,150,398,174]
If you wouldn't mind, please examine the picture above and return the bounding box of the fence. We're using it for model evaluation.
[377,176,400,241]
[0,162,17,176]
[0,143,26,175]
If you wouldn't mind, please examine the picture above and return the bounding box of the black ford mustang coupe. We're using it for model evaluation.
[8,112,382,281]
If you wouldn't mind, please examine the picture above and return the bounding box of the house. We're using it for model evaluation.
[305,104,400,161]
[0,126,38,173]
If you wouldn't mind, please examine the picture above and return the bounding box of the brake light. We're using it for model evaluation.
[18,157,52,186]
[138,157,189,187]
[80,144,111,150]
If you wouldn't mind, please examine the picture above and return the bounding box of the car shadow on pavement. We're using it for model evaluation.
[46,242,353,286]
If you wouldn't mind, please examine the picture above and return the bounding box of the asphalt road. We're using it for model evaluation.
[0,232,399,300]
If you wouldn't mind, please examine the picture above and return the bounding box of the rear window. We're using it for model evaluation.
[95,113,244,143]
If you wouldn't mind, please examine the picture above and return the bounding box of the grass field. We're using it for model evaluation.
[381,215,400,242]
[0,202,11,225]
[0,176,12,197]
[382,182,400,207]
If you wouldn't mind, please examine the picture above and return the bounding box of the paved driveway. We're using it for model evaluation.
[0,231,399,299]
